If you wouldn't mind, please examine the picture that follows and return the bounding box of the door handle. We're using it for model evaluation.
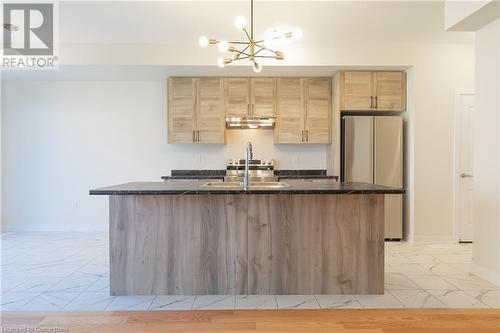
[461,173,473,178]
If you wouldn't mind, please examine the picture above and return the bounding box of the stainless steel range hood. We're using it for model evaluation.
[225,117,276,129]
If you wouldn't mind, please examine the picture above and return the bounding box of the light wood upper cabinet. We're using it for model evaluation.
[374,72,406,111]
[197,78,225,144]
[168,76,333,145]
[251,78,276,117]
[304,78,332,144]
[275,77,332,144]
[340,71,406,112]
[168,77,225,144]
[274,78,304,144]
[224,78,250,117]
[168,77,197,144]
[342,71,373,111]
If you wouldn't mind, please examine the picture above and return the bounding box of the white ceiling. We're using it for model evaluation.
[59,1,473,45]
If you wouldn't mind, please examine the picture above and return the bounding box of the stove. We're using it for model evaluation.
[225,159,276,182]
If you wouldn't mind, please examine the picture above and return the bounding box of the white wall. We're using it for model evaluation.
[1,80,326,231]
[472,19,500,285]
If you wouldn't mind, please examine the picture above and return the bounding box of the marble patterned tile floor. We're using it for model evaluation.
[1,232,498,311]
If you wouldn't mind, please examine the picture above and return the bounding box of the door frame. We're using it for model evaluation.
[452,90,475,243]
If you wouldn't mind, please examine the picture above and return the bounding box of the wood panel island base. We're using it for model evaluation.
[90,180,404,296]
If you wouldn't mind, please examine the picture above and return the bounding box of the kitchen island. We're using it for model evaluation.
[90,180,404,296]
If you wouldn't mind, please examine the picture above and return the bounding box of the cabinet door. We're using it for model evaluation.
[374,72,406,111]
[251,78,276,117]
[304,78,331,143]
[197,78,225,144]
[224,78,250,117]
[168,77,196,143]
[341,71,373,111]
[274,78,304,144]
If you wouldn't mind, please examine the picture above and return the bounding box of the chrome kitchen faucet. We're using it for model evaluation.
[243,141,253,190]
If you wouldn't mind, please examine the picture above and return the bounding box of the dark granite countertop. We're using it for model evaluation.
[161,169,338,180]
[90,179,404,195]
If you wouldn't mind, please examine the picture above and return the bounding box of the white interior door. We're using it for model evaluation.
[455,93,475,242]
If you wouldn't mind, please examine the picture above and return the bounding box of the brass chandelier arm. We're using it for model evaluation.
[228,41,252,45]
[253,47,265,56]
[254,55,283,59]
[242,28,252,42]
[254,43,279,54]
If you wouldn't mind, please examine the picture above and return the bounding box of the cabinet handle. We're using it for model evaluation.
[306,130,309,142]
[301,130,304,142]
[197,130,200,142]
[370,96,374,109]
[375,96,378,109]
[192,130,196,143]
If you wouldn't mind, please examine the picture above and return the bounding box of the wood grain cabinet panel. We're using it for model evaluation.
[274,78,304,144]
[110,195,248,295]
[374,71,406,111]
[197,78,225,144]
[341,71,374,111]
[247,194,384,294]
[168,77,225,144]
[251,78,276,117]
[224,78,250,117]
[275,78,332,144]
[340,71,406,112]
[304,78,332,143]
[168,77,196,143]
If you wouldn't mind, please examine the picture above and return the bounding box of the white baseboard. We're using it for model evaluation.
[411,235,456,245]
[3,223,107,232]
[471,263,500,287]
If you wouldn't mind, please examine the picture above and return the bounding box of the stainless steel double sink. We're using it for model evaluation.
[202,181,290,189]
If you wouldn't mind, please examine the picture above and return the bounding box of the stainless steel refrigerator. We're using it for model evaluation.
[342,116,404,239]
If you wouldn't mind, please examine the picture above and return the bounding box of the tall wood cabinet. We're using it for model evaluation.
[274,77,332,144]
[224,78,276,117]
[327,70,406,178]
[340,71,406,112]
[168,77,225,144]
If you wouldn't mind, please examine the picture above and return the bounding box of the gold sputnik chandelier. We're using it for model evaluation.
[198,0,302,73]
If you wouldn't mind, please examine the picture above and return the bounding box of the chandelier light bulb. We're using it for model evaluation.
[235,16,247,30]
[218,40,229,52]
[253,62,263,73]
[292,28,303,39]
[198,36,209,47]
[217,58,226,68]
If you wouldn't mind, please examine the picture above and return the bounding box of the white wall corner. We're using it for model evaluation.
[445,0,500,31]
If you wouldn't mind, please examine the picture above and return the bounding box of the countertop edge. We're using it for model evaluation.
[89,189,405,195]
